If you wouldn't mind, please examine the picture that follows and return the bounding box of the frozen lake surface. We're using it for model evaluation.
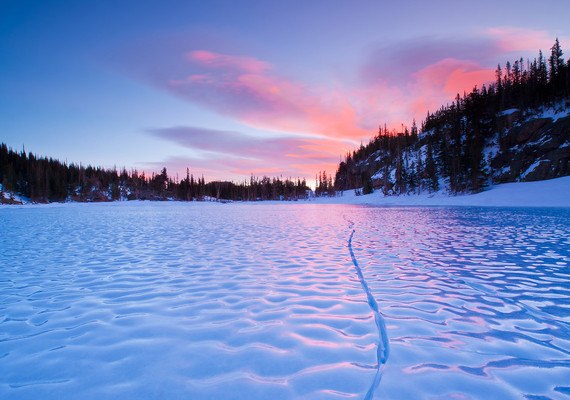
[1,202,569,399]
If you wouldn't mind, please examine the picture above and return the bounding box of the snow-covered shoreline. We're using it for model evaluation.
[310,176,570,208]
[2,176,570,208]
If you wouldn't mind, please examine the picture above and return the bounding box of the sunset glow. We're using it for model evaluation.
[1,1,569,181]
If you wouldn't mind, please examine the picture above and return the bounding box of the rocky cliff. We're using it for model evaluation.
[492,108,570,182]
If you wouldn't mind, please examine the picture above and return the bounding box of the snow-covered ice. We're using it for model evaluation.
[351,206,570,399]
[1,202,569,399]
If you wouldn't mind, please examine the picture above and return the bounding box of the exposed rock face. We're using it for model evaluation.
[515,118,551,144]
[494,115,570,183]
[343,106,570,194]
[496,109,522,131]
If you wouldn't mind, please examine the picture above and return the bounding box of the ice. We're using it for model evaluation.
[1,202,569,399]
[351,207,570,399]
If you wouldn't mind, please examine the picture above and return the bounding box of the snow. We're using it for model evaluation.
[418,144,427,164]
[482,136,499,166]
[520,159,548,180]
[311,176,570,208]
[0,203,378,399]
[417,128,434,139]
[497,108,519,116]
[370,170,382,180]
[2,177,569,209]
[0,184,27,204]
[1,202,569,399]
[533,102,570,122]
[373,149,385,162]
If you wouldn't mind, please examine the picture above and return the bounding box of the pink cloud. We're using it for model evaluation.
[188,50,270,73]
[145,153,338,184]
[411,58,495,111]
[168,51,371,140]
[357,28,564,124]
[127,29,565,140]
[147,33,561,141]
[124,28,565,181]
[486,27,559,54]
[445,67,495,96]
[360,36,496,87]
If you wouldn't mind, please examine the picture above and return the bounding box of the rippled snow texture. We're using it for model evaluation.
[1,203,569,399]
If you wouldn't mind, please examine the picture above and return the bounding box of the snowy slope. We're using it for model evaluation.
[2,176,569,208]
[310,176,570,207]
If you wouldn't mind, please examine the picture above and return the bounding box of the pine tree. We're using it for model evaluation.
[549,38,564,82]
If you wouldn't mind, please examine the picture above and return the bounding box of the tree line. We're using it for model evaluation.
[335,39,570,194]
[0,144,310,203]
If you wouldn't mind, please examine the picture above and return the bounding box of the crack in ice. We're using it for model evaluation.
[347,222,389,400]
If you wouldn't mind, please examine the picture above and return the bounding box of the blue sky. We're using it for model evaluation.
[1,0,569,181]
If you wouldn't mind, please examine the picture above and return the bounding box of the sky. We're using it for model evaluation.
[1,0,570,183]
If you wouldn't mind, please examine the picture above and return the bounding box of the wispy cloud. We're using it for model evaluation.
[487,27,560,54]
[166,51,369,140]
[147,126,346,180]
[188,50,270,73]
[360,36,497,86]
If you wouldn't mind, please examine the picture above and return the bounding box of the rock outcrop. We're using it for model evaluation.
[493,114,570,183]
